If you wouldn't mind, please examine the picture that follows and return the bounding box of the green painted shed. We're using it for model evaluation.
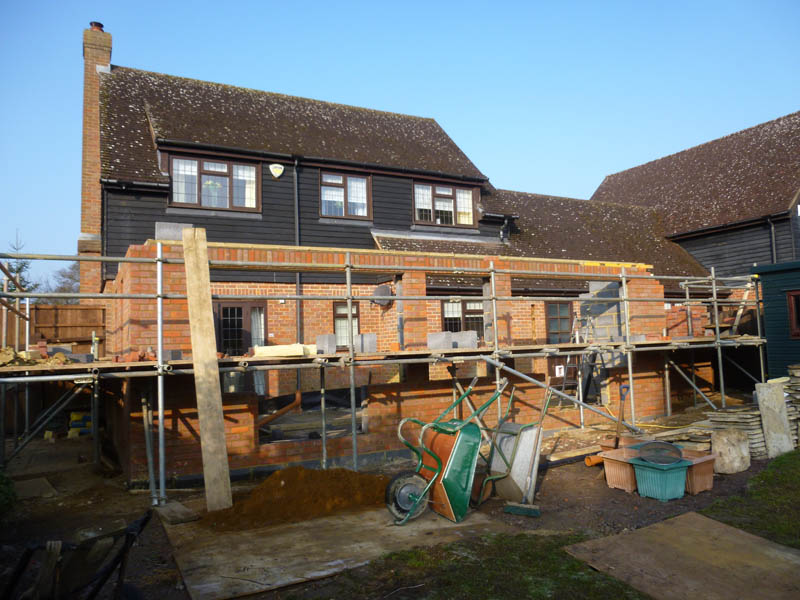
[751,261,800,377]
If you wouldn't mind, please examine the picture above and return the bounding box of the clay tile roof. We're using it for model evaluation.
[99,66,486,184]
[489,190,707,279]
[374,190,707,290]
[590,111,800,236]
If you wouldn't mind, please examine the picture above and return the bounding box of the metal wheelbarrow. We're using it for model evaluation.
[385,375,538,525]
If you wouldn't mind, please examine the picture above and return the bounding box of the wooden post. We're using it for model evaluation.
[182,228,233,512]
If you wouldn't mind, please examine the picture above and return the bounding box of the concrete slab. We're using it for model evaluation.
[756,382,793,458]
[5,437,93,479]
[156,501,200,525]
[163,506,515,600]
[711,428,751,473]
[14,476,57,500]
[565,512,800,600]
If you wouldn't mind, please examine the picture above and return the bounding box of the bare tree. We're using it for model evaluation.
[38,262,80,304]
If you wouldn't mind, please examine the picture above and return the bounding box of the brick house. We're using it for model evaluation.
[79,23,717,484]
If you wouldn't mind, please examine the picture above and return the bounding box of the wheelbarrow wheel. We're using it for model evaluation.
[386,471,429,522]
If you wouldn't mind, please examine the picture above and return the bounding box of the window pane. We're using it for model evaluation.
[173,159,198,204]
[434,196,454,225]
[443,302,462,318]
[443,316,462,333]
[347,177,368,216]
[321,185,345,216]
[250,307,265,347]
[221,306,243,355]
[233,165,256,208]
[465,301,483,312]
[204,161,227,173]
[322,173,343,184]
[546,304,559,317]
[559,304,570,317]
[201,174,229,208]
[456,189,473,225]
[464,314,484,337]
[334,316,358,347]
[415,184,432,221]
[435,186,453,195]
[334,303,357,316]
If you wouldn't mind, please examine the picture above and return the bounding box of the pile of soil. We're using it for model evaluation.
[201,466,390,531]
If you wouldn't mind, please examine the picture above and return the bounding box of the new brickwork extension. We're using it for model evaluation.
[102,241,715,483]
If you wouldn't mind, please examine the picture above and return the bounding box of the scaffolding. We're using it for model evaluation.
[0,244,766,507]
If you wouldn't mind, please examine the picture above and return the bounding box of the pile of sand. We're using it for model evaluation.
[201,466,390,531]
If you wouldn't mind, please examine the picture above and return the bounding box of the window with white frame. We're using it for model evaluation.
[171,157,258,211]
[333,302,360,349]
[414,183,475,226]
[441,300,484,338]
[320,172,370,219]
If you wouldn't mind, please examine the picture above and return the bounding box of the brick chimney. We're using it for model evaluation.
[79,21,111,294]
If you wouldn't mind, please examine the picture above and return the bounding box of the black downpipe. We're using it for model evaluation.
[767,218,777,263]
[293,159,302,343]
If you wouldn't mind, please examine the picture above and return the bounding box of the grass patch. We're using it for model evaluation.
[293,533,646,599]
[702,449,800,549]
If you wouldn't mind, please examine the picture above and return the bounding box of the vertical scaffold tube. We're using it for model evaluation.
[345,252,358,471]
[156,242,166,503]
[620,267,636,425]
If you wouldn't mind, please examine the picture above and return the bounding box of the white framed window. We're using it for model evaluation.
[320,172,371,219]
[414,183,476,227]
[170,157,259,211]
[333,302,360,349]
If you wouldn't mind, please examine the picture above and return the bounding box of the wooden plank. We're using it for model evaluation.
[565,512,800,600]
[163,506,514,600]
[183,227,233,512]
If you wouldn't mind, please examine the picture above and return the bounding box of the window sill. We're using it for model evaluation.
[319,217,373,227]
[166,207,263,220]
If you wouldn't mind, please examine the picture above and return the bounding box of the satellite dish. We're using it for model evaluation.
[371,284,394,307]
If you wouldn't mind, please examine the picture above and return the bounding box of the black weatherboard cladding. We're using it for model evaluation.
[675,218,794,278]
[104,165,489,284]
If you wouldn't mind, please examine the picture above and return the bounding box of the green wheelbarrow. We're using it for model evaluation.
[386,375,539,525]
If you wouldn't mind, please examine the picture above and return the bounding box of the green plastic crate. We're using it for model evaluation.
[630,457,691,502]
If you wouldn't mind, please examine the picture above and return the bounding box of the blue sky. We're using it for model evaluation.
[1,1,798,282]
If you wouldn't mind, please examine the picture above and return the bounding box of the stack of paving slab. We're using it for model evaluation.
[782,363,800,446]
[705,407,769,459]
[653,423,712,452]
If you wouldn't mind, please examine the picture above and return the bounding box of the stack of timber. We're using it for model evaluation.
[705,407,768,459]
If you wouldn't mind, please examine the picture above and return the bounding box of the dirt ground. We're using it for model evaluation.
[0,397,765,599]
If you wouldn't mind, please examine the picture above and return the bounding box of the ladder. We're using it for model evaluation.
[551,316,605,405]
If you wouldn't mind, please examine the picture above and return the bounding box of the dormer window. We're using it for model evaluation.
[414,183,476,227]
[170,157,259,212]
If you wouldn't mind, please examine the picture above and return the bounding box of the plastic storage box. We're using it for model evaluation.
[630,457,691,501]
[600,447,640,493]
[680,450,717,495]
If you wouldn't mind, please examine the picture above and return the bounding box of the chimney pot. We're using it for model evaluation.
[89,21,104,32]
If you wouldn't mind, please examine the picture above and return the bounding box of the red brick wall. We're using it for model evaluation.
[118,366,692,484]
[103,242,708,482]
[666,302,711,337]
[626,278,667,340]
